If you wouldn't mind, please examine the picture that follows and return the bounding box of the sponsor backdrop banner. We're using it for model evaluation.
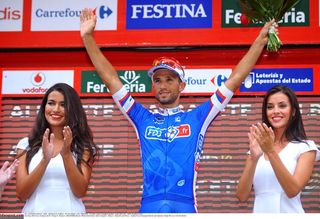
[1,70,74,95]
[222,0,309,27]
[240,68,314,93]
[0,0,319,48]
[126,0,212,29]
[183,69,232,94]
[0,0,23,32]
[1,65,320,97]
[31,0,117,31]
[81,70,152,94]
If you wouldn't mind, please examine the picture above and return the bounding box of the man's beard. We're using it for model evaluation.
[155,93,179,106]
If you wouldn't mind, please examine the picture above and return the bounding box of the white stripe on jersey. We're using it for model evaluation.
[210,83,233,110]
[122,95,135,113]
[112,86,140,140]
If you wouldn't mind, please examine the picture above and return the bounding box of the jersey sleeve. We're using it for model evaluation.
[112,86,151,134]
[195,83,234,124]
[210,83,234,111]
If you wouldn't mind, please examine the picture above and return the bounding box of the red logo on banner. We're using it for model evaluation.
[31,72,45,86]
[0,7,21,20]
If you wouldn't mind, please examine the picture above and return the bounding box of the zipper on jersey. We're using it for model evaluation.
[164,111,169,200]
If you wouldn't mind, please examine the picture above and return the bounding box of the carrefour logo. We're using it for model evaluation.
[211,75,228,87]
[31,0,117,31]
[182,69,232,94]
[95,6,112,18]
[34,5,112,19]
[126,0,212,29]
[222,0,309,27]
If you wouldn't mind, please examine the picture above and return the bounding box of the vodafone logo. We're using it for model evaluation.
[31,72,45,86]
[2,70,74,95]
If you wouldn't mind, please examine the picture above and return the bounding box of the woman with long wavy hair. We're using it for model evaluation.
[236,85,319,213]
[15,83,98,213]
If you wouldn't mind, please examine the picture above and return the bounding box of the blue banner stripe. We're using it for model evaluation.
[240,68,313,92]
[126,0,212,29]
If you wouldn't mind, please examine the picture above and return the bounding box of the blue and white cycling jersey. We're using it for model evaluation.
[112,84,233,208]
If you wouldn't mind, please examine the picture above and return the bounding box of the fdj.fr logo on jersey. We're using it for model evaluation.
[222,0,309,27]
[126,0,212,29]
[145,124,191,142]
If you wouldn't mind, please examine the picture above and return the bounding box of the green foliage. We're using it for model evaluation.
[267,27,282,52]
[238,0,300,22]
[239,0,300,52]
[238,0,300,52]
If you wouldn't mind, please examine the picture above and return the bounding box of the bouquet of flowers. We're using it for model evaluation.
[238,0,300,52]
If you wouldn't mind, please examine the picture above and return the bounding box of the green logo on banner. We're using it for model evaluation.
[81,70,152,93]
[222,0,309,27]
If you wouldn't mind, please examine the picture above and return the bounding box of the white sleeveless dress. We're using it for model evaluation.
[16,137,86,213]
[252,140,319,213]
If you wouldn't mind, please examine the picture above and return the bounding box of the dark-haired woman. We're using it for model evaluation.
[15,83,98,213]
[236,85,319,213]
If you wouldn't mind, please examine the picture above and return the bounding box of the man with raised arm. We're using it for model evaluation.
[80,8,276,213]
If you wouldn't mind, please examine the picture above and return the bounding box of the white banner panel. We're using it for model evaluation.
[0,0,23,32]
[31,0,117,31]
[2,70,74,94]
[182,69,232,94]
